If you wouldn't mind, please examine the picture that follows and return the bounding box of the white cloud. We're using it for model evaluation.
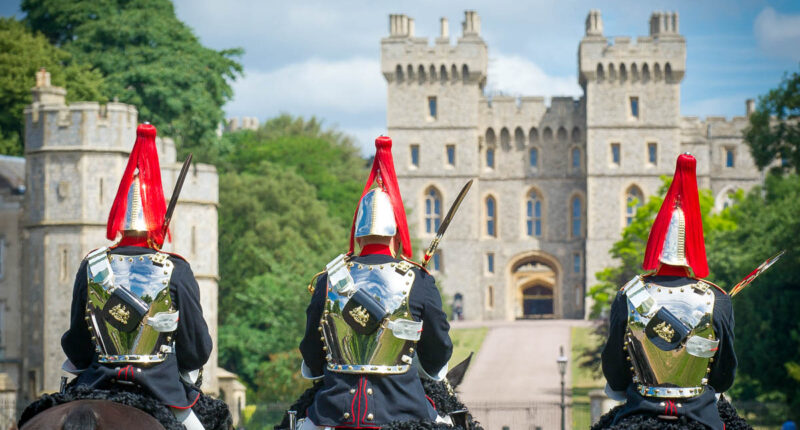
[226,57,385,117]
[753,7,800,60]
[486,54,582,99]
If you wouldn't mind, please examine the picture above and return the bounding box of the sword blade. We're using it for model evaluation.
[421,179,473,268]
[730,250,785,298]
[161,153,193,244]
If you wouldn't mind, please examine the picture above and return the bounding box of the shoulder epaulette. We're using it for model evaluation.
[307,270,326,294]
[698,279,727,295]
[400,256,430,275]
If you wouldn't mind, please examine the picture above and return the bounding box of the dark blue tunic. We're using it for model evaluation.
[300,253,453,427]
[61,246,213,408]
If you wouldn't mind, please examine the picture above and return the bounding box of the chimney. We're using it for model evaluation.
[31,68,66,105]
[440,17,449,38]
[585,10,603,36]
[462,10,480,37]
[408,18,415,37]
[746,99,755,117]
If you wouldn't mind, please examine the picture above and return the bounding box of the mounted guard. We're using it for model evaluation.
[596,153,749,430]
[297,136,455,429]
[33,123,225,430]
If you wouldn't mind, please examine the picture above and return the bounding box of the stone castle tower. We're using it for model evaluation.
[382,11,761,320]
[0,69,232,413]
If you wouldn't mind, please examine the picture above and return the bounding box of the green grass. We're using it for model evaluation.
[448,327,488,369]
[571,325,606,429]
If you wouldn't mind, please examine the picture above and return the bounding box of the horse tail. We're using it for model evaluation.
[62,404,98,430]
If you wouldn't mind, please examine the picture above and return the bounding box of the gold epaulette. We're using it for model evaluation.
[307,270,326,294]
[400,256,430,275]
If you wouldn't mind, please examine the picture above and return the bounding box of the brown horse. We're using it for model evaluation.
[20,399,165,430]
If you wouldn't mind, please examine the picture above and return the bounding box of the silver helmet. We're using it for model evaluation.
[354,188,397,238]
[659,206,687,268]
[122,174,148,234]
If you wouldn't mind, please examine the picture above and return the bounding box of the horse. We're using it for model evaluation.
[591,394,752,430]
[20,399,166,430]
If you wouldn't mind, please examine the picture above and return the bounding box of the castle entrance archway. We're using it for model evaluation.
[508,252,560,318]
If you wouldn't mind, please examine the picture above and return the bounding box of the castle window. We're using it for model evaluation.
[487,253,495,274]
[654,63,662,81]
[629,97,639,119]
[631,63,639,82]
[515,127,525,148]
[611,143,621,165]
[410,144,420,167]
[425,187,442,234]
[543,127,553,142]
[430,64,437,81]
[722,190,736,210]
[462,64,469,83]
[418,65,426,84]
[446,144,456,166]
[608,63,616,81]
[451,64,458,81]
[440,65,448,83]
[571,127,581,143]
[407,64,414,81]
[573,252,582,274]
[395,65,404,83]
[432,250,442,273]
[500,127,511,148]
[665,63,673,83]
[557,127,568,142]
[647,142,657,165]
[571,147,581,171]
[571,196,583,238]
[725,148,735,168]
[485,128,496,145]
[625,186,644,226]
[619,63,628,83]
[529,148,539,168]
[526,190,543,237]
[487,286,494,309]
[642,63,651,83]
[486,196,497,237]
[529,127,539,144]
[486,148,495,169]
[596,63,605,82]
[428,96,437,120]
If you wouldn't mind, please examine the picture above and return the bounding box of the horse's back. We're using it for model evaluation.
[21,399,165,430]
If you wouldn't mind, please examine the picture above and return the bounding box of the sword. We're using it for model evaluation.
[421,179,473,268]
[729,250,785,298]
[160,153,193,246]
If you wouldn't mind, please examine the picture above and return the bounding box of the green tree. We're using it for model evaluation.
[22,0,243,158]
[745,67,800,173]
[0,17,106,155]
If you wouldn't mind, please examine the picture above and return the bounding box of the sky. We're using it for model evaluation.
[3,0,800,154]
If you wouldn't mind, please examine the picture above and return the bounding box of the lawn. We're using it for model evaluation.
[448,326,488,370]
[571,325,606,429]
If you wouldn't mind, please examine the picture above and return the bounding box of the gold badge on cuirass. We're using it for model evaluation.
[109,304,130,324]
[349,306,370,327]
[654,321,675,342]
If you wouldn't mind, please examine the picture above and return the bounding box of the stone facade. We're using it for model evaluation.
[382,10,762,320]
[0,69,242,417]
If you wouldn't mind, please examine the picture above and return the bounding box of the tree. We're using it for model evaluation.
[0,18,106,155]
[745,67,800,174]
[22,0,243,158]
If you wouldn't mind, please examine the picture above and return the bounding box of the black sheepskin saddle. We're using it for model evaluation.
[592,397,752,430]
[18,383,232,430]
[276,379,483,430]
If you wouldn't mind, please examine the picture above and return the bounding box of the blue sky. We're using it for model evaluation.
[3,0,800,154]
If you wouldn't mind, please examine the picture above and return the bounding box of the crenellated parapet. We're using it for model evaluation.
[579,10,686,87]
[381,11,488,87]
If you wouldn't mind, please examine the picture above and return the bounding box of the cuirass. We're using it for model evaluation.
[320,258,421,375]
[85,249,178,365]
[623,276,719,398]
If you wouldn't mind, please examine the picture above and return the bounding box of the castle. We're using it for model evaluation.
[382,10,762,320]
[0,70,245,425]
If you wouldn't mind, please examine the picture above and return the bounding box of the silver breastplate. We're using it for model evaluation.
[320,256,422,375]
[623,276,719,398]
[85,248,178,365]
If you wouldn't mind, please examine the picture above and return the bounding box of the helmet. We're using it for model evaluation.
[354,188,397,238]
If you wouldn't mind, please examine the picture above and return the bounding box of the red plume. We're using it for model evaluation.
[106,124,168,246]
[642,153,708,278]
[348,136,412,258]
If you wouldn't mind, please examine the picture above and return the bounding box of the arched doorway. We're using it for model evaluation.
[509,254,559,318]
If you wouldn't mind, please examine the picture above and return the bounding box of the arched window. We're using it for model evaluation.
[571,147,581,171]
[654,63,662,81]
[451,64,458,81]
[543,127,553,142]
[529,127,539,144]
[485,128,496,145]
[462,64,469,84]
[665,62,673,83]
[418,65,426,84]
[596,63,605,82]
[407,64,414,81]
[631,63,639,82]
[557,126,568,142]
[424,187,442,234]
[625,186,644,226]
[500,127,511,149]
[514,127,525,148]
[486,147,495,168]
[529,147,539,168]
[429,64,437,81]
[608,63,616,81]
[526,190,543,237]
[395,65,404,83]
[619,63,627,83]
[571,195,583,238]
[642,63,651,83]
[486,196,497,237]
[440,65,448,83]
[571,127,581,143]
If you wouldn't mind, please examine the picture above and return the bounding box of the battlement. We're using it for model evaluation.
[381,11,488,85]
[482,95,581,117]
[682,113,751,140]
[579,10,686,86]
[224,117,259,133]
